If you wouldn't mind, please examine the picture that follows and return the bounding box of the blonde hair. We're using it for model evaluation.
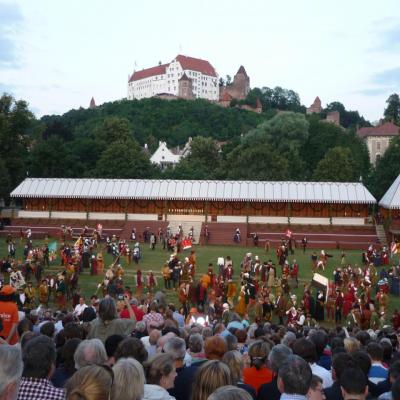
[344,337,360,353]
[66,365,112,400]
[222,350,244,382]
[191,360,233,400]
[112,358,145,400]
[144,353,175,385]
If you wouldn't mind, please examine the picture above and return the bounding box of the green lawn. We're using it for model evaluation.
[2,238,400,323]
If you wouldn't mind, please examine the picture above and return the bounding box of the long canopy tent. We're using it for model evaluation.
[11,178,376,222]
[379,174,400,241]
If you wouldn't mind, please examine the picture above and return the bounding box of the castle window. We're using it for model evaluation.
[377,142,381,151]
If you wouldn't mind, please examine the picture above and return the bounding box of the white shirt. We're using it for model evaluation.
[310,363,333,389]
[74,303,88,317]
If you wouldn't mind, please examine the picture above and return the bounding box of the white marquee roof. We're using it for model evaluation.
[11,178,376,204]
[379,175,400,209]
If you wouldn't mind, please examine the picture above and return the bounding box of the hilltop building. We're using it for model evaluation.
[357,121,400,165]
[306,96,322,114]
[127,55,218,101]
[219,65,250,101]
[89,97,96,109]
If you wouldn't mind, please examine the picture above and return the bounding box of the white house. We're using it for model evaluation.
[127,55,219,101]
[150,141,181,169]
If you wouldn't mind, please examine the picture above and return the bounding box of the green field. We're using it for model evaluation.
[2,238,400,324]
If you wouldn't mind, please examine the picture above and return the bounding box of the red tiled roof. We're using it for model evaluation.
[175,54,217,77]
[129,64,168,82]
[357,122,399,138]
[236,65,248,76]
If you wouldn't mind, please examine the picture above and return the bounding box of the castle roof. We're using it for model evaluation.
[357,121,399,139]
[178,72,192,82]
[175,55,217,77]
[236,65,248,76]
[379,174,400,209]
[129,63,169,82]
[89,97,96,108]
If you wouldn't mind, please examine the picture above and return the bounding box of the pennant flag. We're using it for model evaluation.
[48,241,57,252]
[392,242,398,255]
[285,229,292,238]
[182,238,192,250]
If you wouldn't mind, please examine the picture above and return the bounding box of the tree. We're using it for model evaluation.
[226,75,232,85]
[313,147,358,182]
[324,101,370,128]
[370,135,400,200]
[383,93,400,123]
[93,116,132,144]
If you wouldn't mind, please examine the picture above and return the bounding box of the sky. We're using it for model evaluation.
[1,0,400,122]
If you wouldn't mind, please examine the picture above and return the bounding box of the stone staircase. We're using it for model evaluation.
[375,224,388,247]
[167,220,202,243]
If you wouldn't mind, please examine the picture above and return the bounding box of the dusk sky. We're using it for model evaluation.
[1,0,400,121]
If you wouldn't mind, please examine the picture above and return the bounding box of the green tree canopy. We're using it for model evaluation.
[313,147,358,182]
[383,93,400,124]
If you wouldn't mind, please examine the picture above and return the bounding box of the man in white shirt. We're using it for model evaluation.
[74,296,88,320]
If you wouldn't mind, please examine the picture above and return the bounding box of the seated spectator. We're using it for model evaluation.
[367,342,388,384]
[222,350,256,399]
[257,344,293,400]
[115,337,148,364]
[308,375,325,400]
[65,364,113,400]
[339,367,368,400]
[87,297,136,343]
[104,334,124,366]
[112,357,145,400]
[18,335,65,400]
[208,385,253,400]
[204,336,228,361]
[143,353,177,400]
[243,340,273,392]
[192,360,234,400]
[74,338,108,369]
[0,344,23,400]
[293,338,333,389]
[51,338,81,388]
[277,355,312,398]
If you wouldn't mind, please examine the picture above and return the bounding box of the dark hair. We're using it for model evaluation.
[330,336,344,350]
[390,361,400,381]
[356,330,371,346]
[105,334,125,358]
[367,342,384,362]
[22,335,56,378]
[82,307,97,323]
[278,355,312,395]
[61,338,81,375]
[292,338,317,364]
[310,374,323,390]
[115,337,148,364]
[309,331,328,359]
[40,321,55,338]
[392,377,400,400]
[339,367,367,395]
[63,322,84,340]
[332,353,355,380]
[17,318,33,338]
[248,340,270,370]
[351,351,372,377]
[381,340,393,363]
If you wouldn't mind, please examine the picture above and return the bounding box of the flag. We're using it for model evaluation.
[97,223,103,232]
[182,238,192,250]
[48,241,57,252]
[392,242,398,255]
[285,229,292,238]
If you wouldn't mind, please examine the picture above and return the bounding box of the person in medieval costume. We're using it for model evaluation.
[226,279,237,309]
[90,255,98,275]
[9,265,25,290]
[235,285,247,317]
[133,243,141,264]
[326,289,336,322]
[162,263,171,290]
[56,273,67,310]
[290,259,299,288]
[124,244,131,265]
[267,262,276,288]
[178,282,188,315]
[335,288,344,323]
[24,282,36,311]
[286,306,299,328]
[39,278,49,306]
[96,252,104,275]
[376,287,389,314]
[315,290,325,321]
[136,269,143,296]
[172,262,182,290]
[147,271,157,294]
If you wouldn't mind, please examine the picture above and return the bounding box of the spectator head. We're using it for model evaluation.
[135,321,147,334]
[225,334,238,351]
[339,368,367,399]
[74,339,108,369]
[204,336,228,360]
[144,353,176,389]
[282,331,296,348]
[115,337,148,364]
[380,338,393,363]
[235,329,247,344]
[104,334,124,358]
[17,318,33,338]
[63,321,84,340]
[82,306,97,323]
[163,337,186,366]
[389,361,400,383]
[309,331,328,359]
[61,338,82,375]
[308,375,325,400]
[112,358,145,400]
[189,333,204,354]
[149,329,162,346]
[40,321,55,338]
[191,360,233,400]
[292,338,317,364]
[248,340,271,370]
[278,355,312,396]
[65,365,113,400]
[22,335,56,379]
[331,353,355,381]
[351,351,371,379]
[98,297,118,322]
[207,386,252,400]
[202,327,213,339]
[344,337,360,353]
[0,344,23,400]
[222,350,244,382]
[356,331,370,347]
[393,377,400,400]
[268,344,293,373]
[366,341,383,362]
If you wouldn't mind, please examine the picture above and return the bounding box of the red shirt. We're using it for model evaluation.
[120,305,144,321]
[0,300,19,344]
[243,366,273,392]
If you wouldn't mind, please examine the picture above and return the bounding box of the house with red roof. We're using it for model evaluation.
[356,121,399,165]
[127,55,219,101]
